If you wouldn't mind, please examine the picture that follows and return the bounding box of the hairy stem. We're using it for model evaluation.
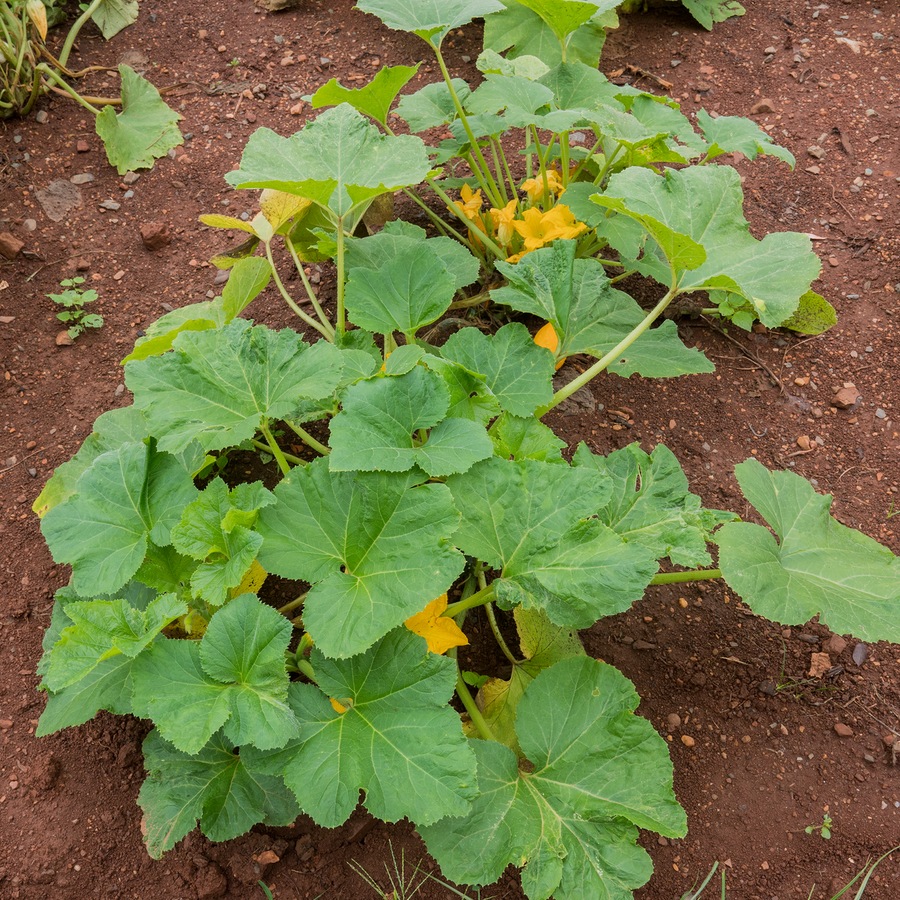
[59,0,104,69]
[286,239,334,336]
[444,582,495,618]
[265,241,333,339]
[486,602,519,666]
[259,420,291,476]
[536,287,677,416]
[651,569,723,585]
[425,178,506,260]
[295,657,316,682]
[335,217,346,337]
[277,593,307,615]
[250,439,305,466]
[456,670,496,742]
[35,64,99,114]
[285,419,331,456]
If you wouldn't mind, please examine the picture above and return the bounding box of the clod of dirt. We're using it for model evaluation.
[35,180,83,222]
[140,222,171,251]
[750,99,775,114]
[193,861,228,900]
[758,680,776,695]
[808,652,831,678]
[826,634,848,655]
[831,385,861,408]
[255,0,302,8]
[667,713,681,731]
[833,722,854,737]
[0,233,24,259]
[55,331,74,346]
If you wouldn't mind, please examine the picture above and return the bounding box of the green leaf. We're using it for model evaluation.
[126,319,344,454]
[595,166,821,326]
[135,543,198,596]
[329,366,493,476]
[423,355,501,427]
[345,243,457,336]
[356,0,506,46]
[697,109,794,167]
[493,241,714,378]
[95,66,183,175]
[396,79,471,132]
[132,594,297,753]
[384,344,425,375]
[171,479,275,607]
[44,592,186,691]
[139,729,299,859]
[123,299,228,364]
[41,442,198,596]
[781,291,837,335]
[257,458,464,658]
[539,60,633,113]
[682,0,745,31]
[484,2,617,68]
[476,49,550,80]
[419,656,686,899]
[717,459,900,642]
[90,0,138,39]
[243,629,477,827]
[441,322,556,417]
[222,257,272,319]
[574,442,732,567]
[345,220,479,293]
[225,105,431,218]
[447,458,658,627]
[311,64,419,125]
[467,75,553,118]
[471,607,585,754]
[489,412,566,463]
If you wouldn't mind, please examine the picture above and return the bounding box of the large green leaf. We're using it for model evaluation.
[96,66,183,175]
[471,607,585,754]
[90,0,138,39]
[493,241,713,378]
[225,105,431,218]
[44,592,186,691]
[126,319,343,453]
[396,79,471,132]
[441,323,556,417]
[717,460,900,642]
[447,458,657,627]
[356,0,506,46]
[489,412,566,464]
[41,441,198,596]
[345,221,479,293]
[329,366,493,476]
[683,0,745,31]
[593,166,821,326]
[345,243,456,336]
[696,109,794,167]
[484,1,618,68]
[139,729,300,859]
[243,629,477,828]
[573,442,733,567]
[466,74,553,118]
[539,61,634,113]
[257,458,464,658]
[221,257,272,319]
[121,299,226,363]
[311,64,419,126]
[419,657,686,900]
[132,594,297,753]
[171,479,275,607]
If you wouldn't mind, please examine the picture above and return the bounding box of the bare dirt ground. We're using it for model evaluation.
[1,1,898,898]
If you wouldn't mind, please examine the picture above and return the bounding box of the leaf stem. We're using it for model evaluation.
[335,216,346,337]
[58,0,103,69]
[444,582,495,618]
[295,657,316,682]
[259,420,291,476]
[651,569,722,585]
[536,286,677,416]
[286,239,335,336]
[35,63,99,115]
[265,241,333,340]
[285,419,331,456]
[250,439,305,466]
[425,178,505,260]
[402,186,482,260]
[485,602,519,666]
[493,136,518,201]
[277,593,307,615]
[455,670,496,742]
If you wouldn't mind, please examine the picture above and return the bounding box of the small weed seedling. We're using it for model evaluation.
[805,812,833,840]
[48,277,103,340]
[349,843,428,900]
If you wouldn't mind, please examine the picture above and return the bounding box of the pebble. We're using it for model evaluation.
[461,54,471,63]
[70,173,95,185]
[320,57,331,67]
[99,200,121,211]
[667,713,681,730]
[750,99,775,114]
[670,60,682,68]
[831,385,860,408]
[632,640,656,650]
[214,269,230,285]
[35,110,48,124]
[764,46,776,55]
[833,723,853,737]
[805,165,821,175]
[884,734,896,748]
[875,409,886,419]
[124,190,134,199]
[24,218,36,231]
[113,270,125,281]
[680,735,695,747]
[0,719,12,729]
[827,634,847,655]
[76,140,89,152]
[123,171,140,185]
[55,331,74,346]
[758,679,776,696]
[115,384,125,396]
[852,642,868,666]
[808,145,826,159]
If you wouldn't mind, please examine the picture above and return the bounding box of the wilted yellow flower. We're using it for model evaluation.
[489,199,518,247]
[513,205,587,254]
[404,593,469,655]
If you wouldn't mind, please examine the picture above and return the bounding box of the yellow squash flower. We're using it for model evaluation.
[520,168,563,203]
[513,204,587,253]
[405,593,469,655]
[452,183,484,222]
[489,199,518,247]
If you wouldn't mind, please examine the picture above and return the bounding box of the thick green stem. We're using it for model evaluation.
[335,217,346,337]
[265,241,333,339]
[462,150,501,212]
[486,602,519,666]
[489,139,508,203]
[456,670,496,742]
[594,142,623,187]
[444,583,495,618]
[295,658,316,682]
[531,125,550,205]
[494,136,518,201]
[58,0,104,69]
[426,178,506,260]
[259,420,291,476]
[277,593,307,615]
[35,64,99,114]
[431,42,504,208]
[569,134,605,183]
[536,286,677,417]
[286,239,335,336]
[651,569,722,585]
[560,131,571,189]
[403,187,483,261]
[250,439,305,466]
[610,269,638,285]
[285,419,330,456]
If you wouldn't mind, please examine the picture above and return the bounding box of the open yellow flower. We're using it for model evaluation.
[513,204,587,254]
[520,168,564,203]
[404,593,469,655]
[452,183,484,222]
[489,199,518,247]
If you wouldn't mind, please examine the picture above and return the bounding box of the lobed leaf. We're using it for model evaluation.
[311,64,419,125]
[356,0,506,46]
[257,458,464,658]
[717,460,900,642]
[396,79,471,132]
[243,629,478,828]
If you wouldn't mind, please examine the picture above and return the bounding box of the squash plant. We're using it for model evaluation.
[33,3,900,899]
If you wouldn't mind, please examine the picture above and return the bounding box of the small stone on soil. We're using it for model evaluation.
[833,722,854,737]
[70,173,95,185]
[831,386,860,408]
[55,331,74,346]
[0,233,25,259]
[681,735,695,747]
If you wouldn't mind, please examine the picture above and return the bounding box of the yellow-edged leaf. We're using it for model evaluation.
[232,559,267,599]
[199,213,259,234]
